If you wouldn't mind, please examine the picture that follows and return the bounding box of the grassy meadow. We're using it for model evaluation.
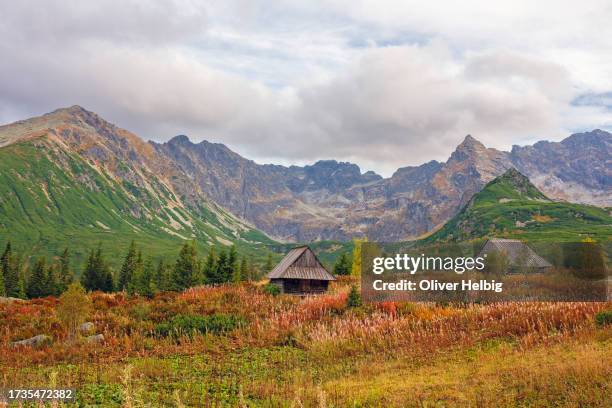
[1,278,610,407]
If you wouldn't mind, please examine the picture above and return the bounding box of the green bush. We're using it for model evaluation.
[154,313,246,338]
[347,285,362,308]
[594,310,612,327]
[263,283,280,296]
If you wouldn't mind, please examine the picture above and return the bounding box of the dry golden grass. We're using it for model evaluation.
[532,214,554,223]
[325,339,611,407]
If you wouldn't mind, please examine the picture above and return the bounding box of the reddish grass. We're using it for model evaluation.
[0,282,609,368]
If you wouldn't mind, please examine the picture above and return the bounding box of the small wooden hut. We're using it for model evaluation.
[267,246,336,295]
[478,238,552,272]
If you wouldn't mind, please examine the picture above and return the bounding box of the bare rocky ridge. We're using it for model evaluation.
[153,128,611,242]
[2,106,610,242]
[509,130,611,206]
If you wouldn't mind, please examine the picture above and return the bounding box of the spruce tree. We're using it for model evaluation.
[27,257,48,298]
[193,258,204,286]
[204,247,217,284]
[232,262,242,283]
[17,272,27,299]
[58,248,73,293]
[127,251,144,295]
[155,259,165,289]
[158,260,174,292]
[228,245,238,277]
[119,241,138,291]
[94,247,112,291]
[133,258,157,298]
[0,258,4,296]
[141,258,157,297]
[0,242,9,296]
[45,262,60,296]
[7,255,21,297]
[81,249,98,292]
[1,242,20,297]
[333,252,351,276]
[347,285,362,308]
[216,249,231,283]
[0,241,11,272]
[81,246,113,292]
[239,257,248,281]
[173,241,197,290]
[102,266,115,292]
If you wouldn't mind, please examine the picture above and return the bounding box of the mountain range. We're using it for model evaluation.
[0,106,610,255]
[151,120,611,242]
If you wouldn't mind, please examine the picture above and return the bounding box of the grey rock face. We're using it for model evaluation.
[0,296,24,304]
[85,334,105,344]
[509,130,612,205]
[11,334,52,348]
[79,322,95,335]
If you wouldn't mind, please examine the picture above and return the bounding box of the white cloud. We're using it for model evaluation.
[0,0,611,176]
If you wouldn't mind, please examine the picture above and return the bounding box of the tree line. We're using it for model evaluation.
[0,242,73,299]
[0,241,272,299]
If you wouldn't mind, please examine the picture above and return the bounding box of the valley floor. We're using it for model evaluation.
[1,281,610,407]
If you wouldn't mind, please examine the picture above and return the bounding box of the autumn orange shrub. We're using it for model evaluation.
[0,282,609,369]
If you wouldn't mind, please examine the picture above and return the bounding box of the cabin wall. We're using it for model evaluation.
[273,279,329,295]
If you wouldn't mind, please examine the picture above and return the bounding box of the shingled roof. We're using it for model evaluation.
[478,238,552,268]
[267,246,336,281]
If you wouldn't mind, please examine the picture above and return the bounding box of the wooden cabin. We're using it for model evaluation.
[478,238,552,272]
[267,246,336,295]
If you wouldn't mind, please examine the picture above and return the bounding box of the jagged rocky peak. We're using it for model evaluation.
[306,160,361,178]
[392,160,441,177]
[561,129,611,149]
[458,134,486,149]
[389,160,442,192]
[494,168,549,200]
[0,104,147,153]
[42,105,91,120]
[499,167,529,183]
[56,104,91,116]
[45,105,112,130]
[165,135,237,156]
[449,134,489,161]
[297,160,382,191]
[167,134,192,145]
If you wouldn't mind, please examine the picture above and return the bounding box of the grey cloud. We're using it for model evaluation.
[573,92,612,110]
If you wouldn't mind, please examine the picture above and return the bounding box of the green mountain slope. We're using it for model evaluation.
[424,168,612,243]
[0,107,277,269]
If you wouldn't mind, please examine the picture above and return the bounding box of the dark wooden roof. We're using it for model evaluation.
[478,238,552,268]
[267,246,336,281]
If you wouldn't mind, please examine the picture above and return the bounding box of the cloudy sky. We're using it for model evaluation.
[1,0,611,176]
